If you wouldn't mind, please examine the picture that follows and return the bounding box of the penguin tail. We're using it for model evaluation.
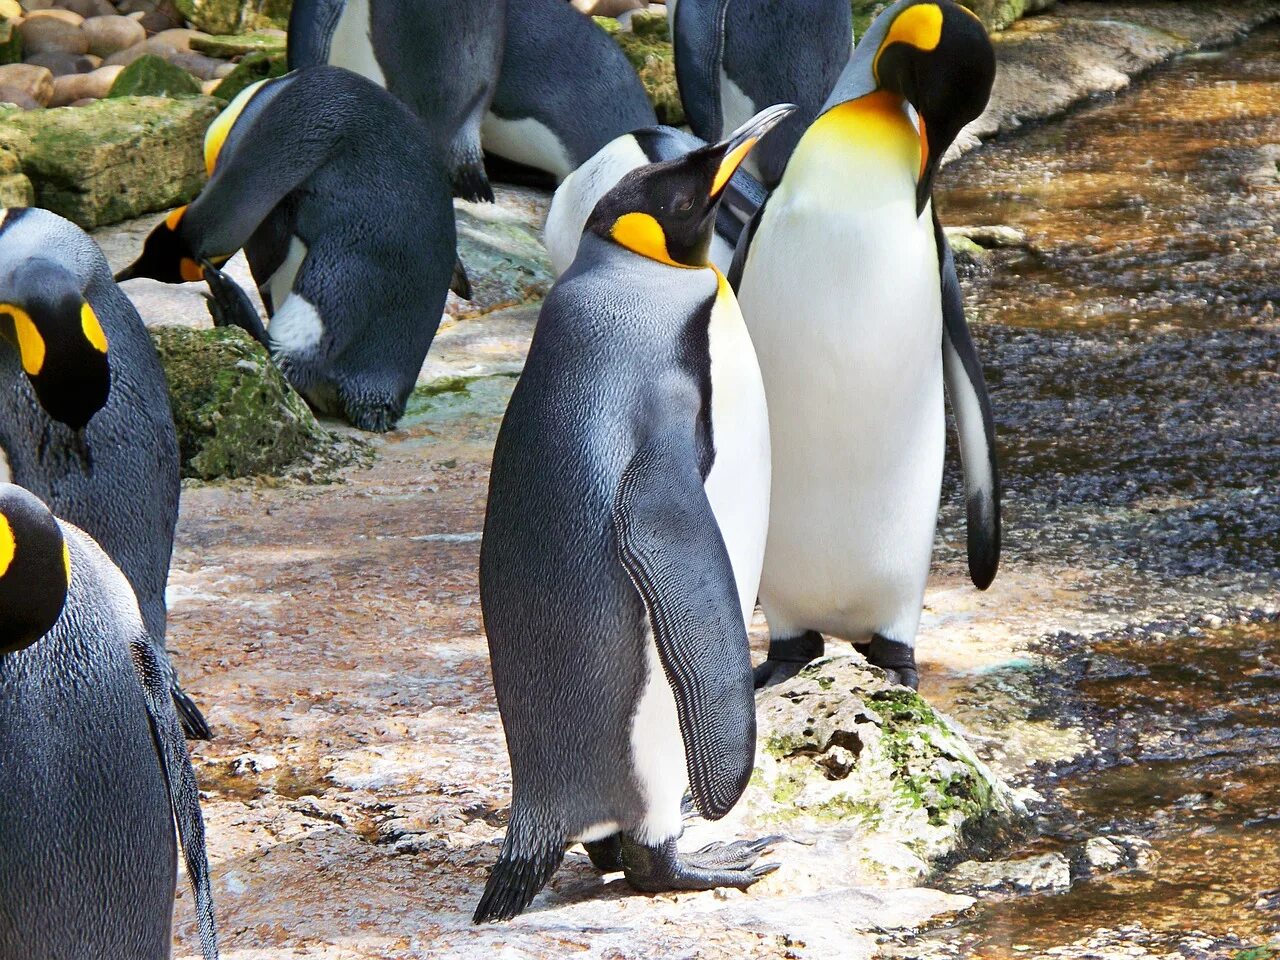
[452,148,495,204]
[173,683,213,741]
[472,809,565,923]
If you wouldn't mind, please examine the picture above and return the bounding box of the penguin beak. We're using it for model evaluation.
[710,103,797,197]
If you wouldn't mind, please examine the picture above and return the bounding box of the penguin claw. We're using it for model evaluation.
[619,834,781,892]
[752,657,809,690]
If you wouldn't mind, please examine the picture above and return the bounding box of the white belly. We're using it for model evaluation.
[628,626,687,845]
[737,187,945,645]
[481,113,575,181]
[0,444,10,484]
[326,0,386,87]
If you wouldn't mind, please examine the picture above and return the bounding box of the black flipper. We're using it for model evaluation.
[472,808,566,923]
[933,212,1001,590]
[715,164,767,253]
[201,260,269,348]
[727,192,768,293]
[128,637,219,960]
[451,258,473,301]
[173,682,212,741]
[612,430,755,820]
[672,0,731,141]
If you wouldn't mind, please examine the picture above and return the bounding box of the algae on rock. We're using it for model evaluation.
[212,49,287,101]
[108,54,203,99]
[150,325,370,481]
[0,142,32,207]
[0,17,22,66]
[596,12,683,125]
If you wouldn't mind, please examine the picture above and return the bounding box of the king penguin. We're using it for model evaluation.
[116,67,462,433]
[482,0,657,184]
[0,483,218,960]
[0,206,209,739]
[732,0,1001,689]
[670,0,852,187]
[474,103,796,923]
[287,0,505,201]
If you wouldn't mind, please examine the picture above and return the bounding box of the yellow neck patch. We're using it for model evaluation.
[610,212,698,268]
[204,78,268,176]
[874,3,943,82]
[80,302,108,354]
[807,91,921,177]
[0,514,14,579]
[0,304,46,376]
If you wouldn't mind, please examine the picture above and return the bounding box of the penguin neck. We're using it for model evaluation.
[787,91,922,209]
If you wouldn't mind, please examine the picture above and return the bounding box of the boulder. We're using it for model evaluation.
[148,325,371,482]
[188,30,285,59]
[18,16,88,55]
[172,0,247,37]
[0,61,52,104]
[0,16,23,65]
[47,61,119,104]
[211,48,284,101]
[947,852,1073,895]
[0,95,220,227]
[595,11,681,125]
[0,142,34,205]
[106,52,201,96]
[81,14,145,57]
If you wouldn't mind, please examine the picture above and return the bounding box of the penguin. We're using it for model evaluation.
[116,67,463,433]
[474,103,795,924]
[482,0,657,184]
[287,0,506,201]
[670,0,852,187]
[0,483,218,960]
[543,123,767,276]
[0,206,209,740]
[731,0,1001,690]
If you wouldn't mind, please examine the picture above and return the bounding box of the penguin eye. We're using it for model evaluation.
[675,197,695,213]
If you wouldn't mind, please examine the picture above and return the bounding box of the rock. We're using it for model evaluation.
[47,61,119,104]
[198,76,215,94]
[24,50,98,75]
[60,0,116,17]
[172,0,246,37]
[210,59,232,77]
[210,48,283,101]
[0,82,39,107]
[0,95,220,227]
[188,30,285,59]
[136,8,180,33]
[0,17,22,66]
[745,657,1020,886]
[103,39,174,67]
[947,852,1073,895]
[18,16,88,56]
[106,52,200,96]
[148,325,371,481]
[166,49,222,80]
[945,233,991,281]
[1074,835,1154,877]
[0,61,52,104]
[947,224,1029,249]
[573,0,644,16]
[148,27,209,52]
[454,198,553,318]
[0,0,20,18]
[595,10,681,124]
[21,8,85,26]
[0,142,32,204]
[80,14,145,57]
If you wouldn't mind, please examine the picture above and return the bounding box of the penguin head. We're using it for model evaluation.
[114,206,206,285]
[0,484,70,656]
[586,103,796,268]
[0,258,111,429]
[826,0,995,214]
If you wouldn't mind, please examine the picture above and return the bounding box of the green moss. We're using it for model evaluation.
[597,12,683,125]
[1234,948,1280,960]
[213,50,288,101]
[108,55,203,99]
[174,0,247,36]
[0,17,22,66]
[150,325,370,481]
[190,32,287,59]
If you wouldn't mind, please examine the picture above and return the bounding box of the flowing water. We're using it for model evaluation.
[913,25,1280,959]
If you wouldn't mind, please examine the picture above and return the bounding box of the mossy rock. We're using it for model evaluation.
[0,143,32,206]
[149,325,370,481]
[0,17,22,66]
[108,54,203,99]
[190,32,286,59]
[212,50,287,101]
[0,96,220,228]
[852,0,1054,35]
[750,657,1021,884]
[595,12,683,126]
[174,0,247,37]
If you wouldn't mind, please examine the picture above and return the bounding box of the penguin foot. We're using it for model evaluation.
[855,635,920,690]
[680,793,699,823]
[583,835,623,872]
[753,630,825,689]
[452,150,496,204]
[618,834,780,893]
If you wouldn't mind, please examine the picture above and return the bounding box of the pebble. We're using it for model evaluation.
[24,50,99,75]
[47,61,120,104]
[103,38,175,67]
[18,16,89,56]
[0,62,54,105]
[81,14,146,58]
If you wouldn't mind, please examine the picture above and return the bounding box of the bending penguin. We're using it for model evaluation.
[475,104,796,923]
[287,0,505,201]
[0,483,218,960]
[0,206,209,739]
[670,0,852,187]
[543,123,767,276]
[732,0,1001,689]
[483,0,657,184]
[117,67,463,433]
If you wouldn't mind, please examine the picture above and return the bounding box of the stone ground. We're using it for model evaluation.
[86,6,1280,959]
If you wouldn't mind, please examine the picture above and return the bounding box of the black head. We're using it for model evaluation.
[0,484,70,655]
[114,205,205,285]
[0,258,111,429]
[586,104,796,268]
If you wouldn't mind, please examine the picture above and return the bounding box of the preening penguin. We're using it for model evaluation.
[670,0,852,187]
[482,0,657,183]
[543,123,767,276]
[287,0,505,201]
[475,104,795,923]
[117,67,462,433]
[732,0,1001,689]
[0,206,208,739]
[0,483,218,960]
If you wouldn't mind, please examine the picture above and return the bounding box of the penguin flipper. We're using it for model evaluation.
[128,636,220,960]
[673,0,731,141]
[612,430,755,821]
[727,193,767,293]
[202,261,270,348]
[451,258,473,301]
[714,164,767,253]
[934,214,1001,590]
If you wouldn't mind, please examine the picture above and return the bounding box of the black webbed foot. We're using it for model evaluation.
[753,630,825,689]
[618,834,780,893]
[854,634,919,690]
[583,835,623,872]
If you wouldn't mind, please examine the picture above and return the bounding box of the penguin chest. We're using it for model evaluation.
[265,236,325,359]
[328,0,387,86]
[481,113,575,181]
[545,136,649,276]
[702,274,770,627]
